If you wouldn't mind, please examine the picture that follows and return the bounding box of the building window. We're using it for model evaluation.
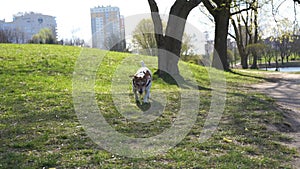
[38,18,43,24]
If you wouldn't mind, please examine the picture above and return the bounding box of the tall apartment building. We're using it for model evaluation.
[90,6,126,51]
[0,12,57,43]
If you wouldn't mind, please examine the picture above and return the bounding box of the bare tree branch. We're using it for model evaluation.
[202,0,216,17]
[147,0,159,13]
[230,0,257,16]
[228,32,236,40]
[147,0,164,47]
[294,0,299,34]
[198,5,214,22]
[231,6,255,16]
[187,0,203,10]
[271,0,287,23]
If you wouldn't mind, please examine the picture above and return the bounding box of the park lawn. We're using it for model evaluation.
[0,44,297,168]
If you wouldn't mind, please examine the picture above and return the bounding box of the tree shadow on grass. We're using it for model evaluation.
[153,70,211,91]
[229,70,280,83]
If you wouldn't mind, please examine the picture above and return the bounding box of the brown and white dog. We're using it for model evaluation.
[131,61,152,103]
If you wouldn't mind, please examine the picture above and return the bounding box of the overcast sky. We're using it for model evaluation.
[0,0,213,41]
[0,0,298,43]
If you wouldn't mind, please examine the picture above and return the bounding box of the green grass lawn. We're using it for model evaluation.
[0,44,297,168]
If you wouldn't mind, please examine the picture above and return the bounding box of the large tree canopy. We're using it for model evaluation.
[132,18,160,56]
[30,28,56,44]
[132,18,196,57]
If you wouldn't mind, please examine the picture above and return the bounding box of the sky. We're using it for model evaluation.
[0,0,298,44]
[0,0,213,42]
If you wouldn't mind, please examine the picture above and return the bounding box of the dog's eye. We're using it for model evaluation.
[135,81,146,86]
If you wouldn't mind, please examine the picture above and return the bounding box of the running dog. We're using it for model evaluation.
[131,61,152,103]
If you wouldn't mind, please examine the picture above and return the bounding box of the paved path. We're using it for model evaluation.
[253,73,300,113]
[252,72,300,168]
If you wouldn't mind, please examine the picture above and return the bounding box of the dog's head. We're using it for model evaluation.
[132,70,151,94]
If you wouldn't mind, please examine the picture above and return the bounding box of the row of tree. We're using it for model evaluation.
[0,27,87,46]
[0,28,56,44]
[145,0,299,76]
[0,28,26,43]
[229,1,300,69]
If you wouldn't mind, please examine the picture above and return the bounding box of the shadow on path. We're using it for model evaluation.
[252,72,300,168]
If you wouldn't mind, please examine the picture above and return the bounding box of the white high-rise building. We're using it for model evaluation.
[90,6,126,51]
[0,12,57,43]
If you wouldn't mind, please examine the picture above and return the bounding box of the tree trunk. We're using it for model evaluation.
[148,0,201,76]
[250,1,259,69]
[211,8,230,71]
[148,0,165,76]
[275,55,279,71]
[212,13,229,70]
[250,52,258,69]
[231,18,248,69]
[202,0,232,71]
[212,8,230,71]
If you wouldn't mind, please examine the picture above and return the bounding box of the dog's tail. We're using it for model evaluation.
[141,60,145,67]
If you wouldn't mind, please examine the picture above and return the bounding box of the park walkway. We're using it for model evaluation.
[252,72,300,168]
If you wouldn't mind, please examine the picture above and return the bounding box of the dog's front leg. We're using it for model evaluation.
[143,89,150,103]
[133,88,139,102]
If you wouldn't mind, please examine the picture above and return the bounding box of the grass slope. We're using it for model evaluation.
[0,44,296,168]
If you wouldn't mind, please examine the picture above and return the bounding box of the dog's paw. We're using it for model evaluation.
[143,100,150,104]
[135,99,141,105]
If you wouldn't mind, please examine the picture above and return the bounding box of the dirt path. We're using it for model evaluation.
[252,72,300,168]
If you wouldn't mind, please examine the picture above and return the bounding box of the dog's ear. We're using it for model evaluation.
[129,75,135,78]
[145,71,151,79]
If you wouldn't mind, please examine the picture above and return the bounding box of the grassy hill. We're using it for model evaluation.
[0,44,296,168]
